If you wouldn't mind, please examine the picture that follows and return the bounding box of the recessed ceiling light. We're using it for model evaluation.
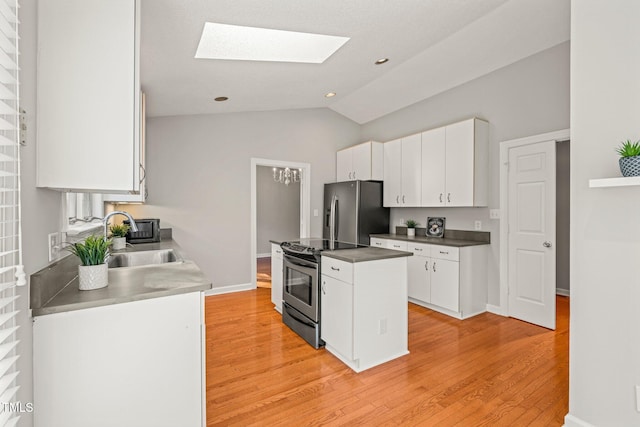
[325,92,336,98]
[195,22,350,64]
[214,97,228,102]
[375,58,389,65]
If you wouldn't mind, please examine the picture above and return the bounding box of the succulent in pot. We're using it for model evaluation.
[109,223,130,251]
[404,219,420,237]
[66,235,111,290]
[616,139,640,177]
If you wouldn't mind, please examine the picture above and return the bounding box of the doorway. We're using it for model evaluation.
[250,158,310,290]
[255,165,301,288]
[499,129,570,329]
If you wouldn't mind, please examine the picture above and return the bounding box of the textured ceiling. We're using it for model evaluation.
[140,0,570,123]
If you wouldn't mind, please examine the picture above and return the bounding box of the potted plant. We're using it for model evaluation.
[109,223,130,251]
[616,139,640,177]
[67,235,111,291]
[405,219,420,237]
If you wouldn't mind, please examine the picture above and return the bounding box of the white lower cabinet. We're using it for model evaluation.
[33,292,205,427]
[271,243,284,312]
[379,237,488,319]
[321,274,354,359]
[321,255,409,372]
[407,243,431,302]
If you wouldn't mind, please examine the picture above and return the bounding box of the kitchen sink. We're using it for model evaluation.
[107,249,182,268]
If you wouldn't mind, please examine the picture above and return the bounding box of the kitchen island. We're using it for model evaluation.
[31,240,210,427]
[321,247,411,373]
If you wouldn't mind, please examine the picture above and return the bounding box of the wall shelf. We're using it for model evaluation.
[589,176,640,188]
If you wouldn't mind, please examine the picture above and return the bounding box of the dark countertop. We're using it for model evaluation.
[322,247,412,263]
[370,233,490,247]
[31,240,212,316]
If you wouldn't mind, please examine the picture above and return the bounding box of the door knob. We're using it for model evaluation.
[543,241,552,248]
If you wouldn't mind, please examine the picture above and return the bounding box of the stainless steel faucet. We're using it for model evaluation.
[103,211,139,239]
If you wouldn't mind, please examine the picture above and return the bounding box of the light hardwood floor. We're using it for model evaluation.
[205,290,569,426]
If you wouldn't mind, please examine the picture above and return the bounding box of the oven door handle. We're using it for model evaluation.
[286,305,317,328]
[283,255,318,270]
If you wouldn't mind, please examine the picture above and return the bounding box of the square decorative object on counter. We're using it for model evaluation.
[426,217,445,238]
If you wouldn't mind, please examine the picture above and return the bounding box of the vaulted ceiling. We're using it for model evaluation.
[140,0,570,124]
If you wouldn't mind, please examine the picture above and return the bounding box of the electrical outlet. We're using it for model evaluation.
[313,209,318,217]
[474,220,482,230]
[379,318,387,335]
[399,218,405,226]
[48,232,61,262]
[490,209,501,220]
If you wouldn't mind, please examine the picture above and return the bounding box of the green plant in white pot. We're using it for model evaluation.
[109,223,130,251]
[616,140,640,177]
[405,219,420,237]
[67,235,111,291]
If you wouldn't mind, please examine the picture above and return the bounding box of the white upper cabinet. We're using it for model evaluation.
[336,141,383,181]
[421,118,489,207]
[383,133,421,207]
[37,0,141,193]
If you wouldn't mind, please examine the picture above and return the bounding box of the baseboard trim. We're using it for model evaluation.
[257,253,271,258]
[205,283,255,296]
[556,288,570,297]
[563,413,596,427]
[486,304,507,316]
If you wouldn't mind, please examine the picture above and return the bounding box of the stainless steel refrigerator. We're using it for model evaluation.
[323,181,390,245]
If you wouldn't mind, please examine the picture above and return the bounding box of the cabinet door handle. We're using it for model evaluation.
[447,193,451,203]
[331,266,340,271]
[139,164,146,184]
[393,245,401,248]
[439,193,443,203]
[396,195,399,204]
[543,241,552,248]
[348,172,352,179]
[322,281,326,294]
[439,250,449,255]
[433,261,436,272]
[402,195,406,204]
[353,171,356,179]
[414,248,422,251]
[276,250,282,254]
[424,260,428,271]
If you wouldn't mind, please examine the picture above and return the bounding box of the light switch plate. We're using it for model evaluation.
[313,209,318,217]
[490,209,501,219]
[474,220,482,230]
[48,232,61,262]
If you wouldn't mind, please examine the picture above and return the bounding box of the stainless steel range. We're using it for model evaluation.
[280,239,364,348]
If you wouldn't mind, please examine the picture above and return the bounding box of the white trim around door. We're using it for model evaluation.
[498,129,570,317]
[250,158,311,289]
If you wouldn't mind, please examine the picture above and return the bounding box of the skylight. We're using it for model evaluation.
[195,23,350,64]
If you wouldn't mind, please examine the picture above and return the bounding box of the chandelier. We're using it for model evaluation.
[272,167,301,186]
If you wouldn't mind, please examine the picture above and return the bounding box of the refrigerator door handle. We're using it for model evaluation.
[334,198,339,241]
[329,195,337,243]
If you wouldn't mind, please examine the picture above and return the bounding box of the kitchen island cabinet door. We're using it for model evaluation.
[271,243,284,312]
[33,292,205,427]
[430,258,460,312]
[321,274,353,360]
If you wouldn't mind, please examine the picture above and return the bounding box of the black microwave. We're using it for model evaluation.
[124,218,160,243]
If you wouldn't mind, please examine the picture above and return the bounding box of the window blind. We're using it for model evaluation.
[0,1,23,426]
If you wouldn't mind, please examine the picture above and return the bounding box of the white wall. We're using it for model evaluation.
[360,41,570,306]
[256,165,300,254]
[19,1,64,425]
[566,1,640,425]
[126,109,360,287]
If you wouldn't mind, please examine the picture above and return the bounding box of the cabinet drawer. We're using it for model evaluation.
[408,242,430,256]
[370,237,386,248]
[387,240,408,251]
[431,246,459,262]
[322,257,353,283]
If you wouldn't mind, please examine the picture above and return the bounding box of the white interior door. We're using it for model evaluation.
[507,141,556,329]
